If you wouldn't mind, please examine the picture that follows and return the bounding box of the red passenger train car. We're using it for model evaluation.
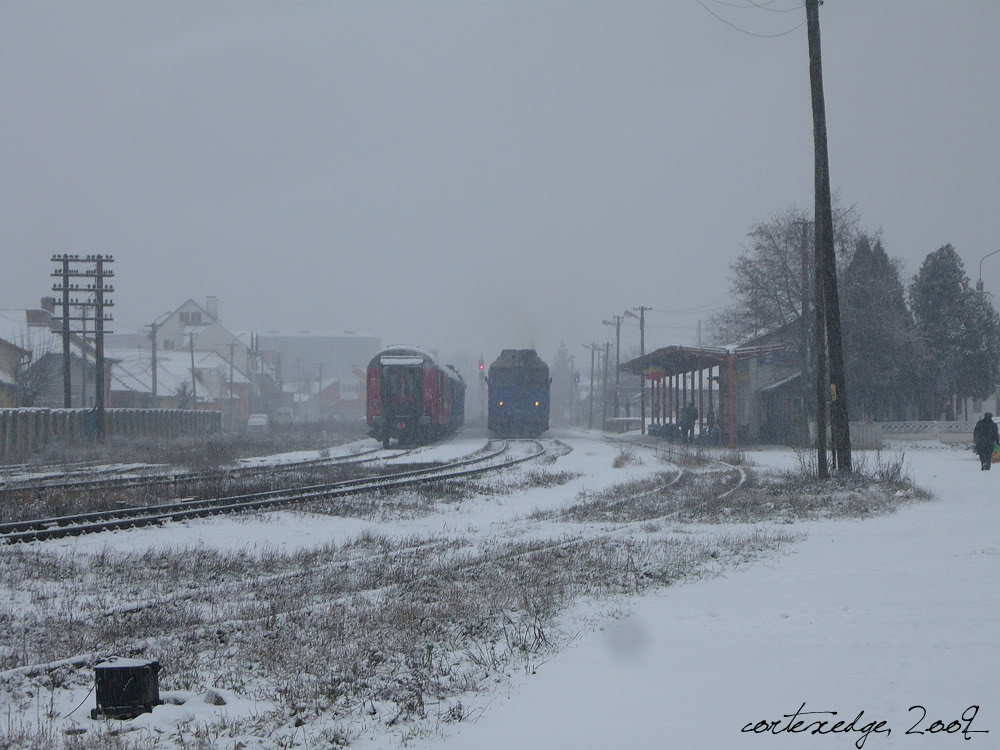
[366,346,466,448]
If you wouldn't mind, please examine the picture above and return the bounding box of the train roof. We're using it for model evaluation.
[368,346,465,387]
[488,349,549,371]
[368,345,434,367]
[445,364,466,386]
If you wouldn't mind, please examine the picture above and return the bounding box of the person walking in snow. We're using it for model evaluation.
[972,412,999,470]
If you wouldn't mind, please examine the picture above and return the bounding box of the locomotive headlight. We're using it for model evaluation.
[534,401,540,407]
[499,401,504,407]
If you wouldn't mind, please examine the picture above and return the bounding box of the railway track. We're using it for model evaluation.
[0,440,546,544]
[0,444,409,494]
[0,459,157,484]
[0,458,112,475]
[603,435,747,495]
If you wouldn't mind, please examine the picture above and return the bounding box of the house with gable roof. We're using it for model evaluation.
[105,296,257,421]
[0,334,29,407]
[0,302,112,408]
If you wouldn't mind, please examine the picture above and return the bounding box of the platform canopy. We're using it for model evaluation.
[619,344,786,378]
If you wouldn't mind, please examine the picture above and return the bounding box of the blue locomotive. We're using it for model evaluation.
[487,349,550,437]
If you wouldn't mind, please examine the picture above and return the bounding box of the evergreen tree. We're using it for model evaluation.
[910,244,1000,418]
[841,237,919,419]
[955,289,1000,405]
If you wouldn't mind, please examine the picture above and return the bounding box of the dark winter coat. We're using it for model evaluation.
[973,417,999,453]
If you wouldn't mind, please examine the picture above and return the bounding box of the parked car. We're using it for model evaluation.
[247,413,270,433]
[273,406,295,428]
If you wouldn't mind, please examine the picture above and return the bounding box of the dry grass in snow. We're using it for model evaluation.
[0,438,930,748]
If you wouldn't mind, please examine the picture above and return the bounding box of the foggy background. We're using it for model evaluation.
[2,0,997,369]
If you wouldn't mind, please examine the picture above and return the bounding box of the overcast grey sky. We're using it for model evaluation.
[2,1,998,369]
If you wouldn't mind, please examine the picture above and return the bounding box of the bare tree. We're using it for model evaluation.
[11,330,58,407]
[175,381,195,410]
[709,198,864,346]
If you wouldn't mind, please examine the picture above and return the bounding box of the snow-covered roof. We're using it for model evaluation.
[108,348,192,397]
[370,345,435,365]
[108,347,249,398]
[760,371,802,393]
[253,329,379,339]
[0,309,93,363]
[320,372,361,390]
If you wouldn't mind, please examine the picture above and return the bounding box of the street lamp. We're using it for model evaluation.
[977,249,1000,293]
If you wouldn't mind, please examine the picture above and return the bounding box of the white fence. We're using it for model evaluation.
[810,421,977,450]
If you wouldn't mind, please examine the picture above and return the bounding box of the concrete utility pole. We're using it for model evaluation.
[479,353,486,425]
[628,306,651,434]
[568,354,575,424]
[602,342,610,426]
[806,0,850,473]
[583,343,599,430]
[602,315,624,417]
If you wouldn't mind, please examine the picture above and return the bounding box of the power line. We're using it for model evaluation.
[695,0,806,37]
[648,305,726,315]
[710,0,805,13]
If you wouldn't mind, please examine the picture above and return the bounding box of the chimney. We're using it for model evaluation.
[40,297,56,314]
[206,296,219,321]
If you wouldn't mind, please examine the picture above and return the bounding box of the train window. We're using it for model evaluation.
[386,368,421,410]
[489,369,546,388]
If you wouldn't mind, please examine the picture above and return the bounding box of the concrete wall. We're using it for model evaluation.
[0,408,222,458]
[808,420,980,450]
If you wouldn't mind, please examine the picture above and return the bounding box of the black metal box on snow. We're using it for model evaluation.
[90,657,162,720]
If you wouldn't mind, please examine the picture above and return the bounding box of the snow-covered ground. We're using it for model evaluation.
[1,432,993,749]
[411,445,999,750]
[28,433,663,556]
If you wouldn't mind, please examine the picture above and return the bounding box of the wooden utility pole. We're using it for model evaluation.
[93,255,107,440]
[189,332,198,405]
[814,248,828,478]
[56,256,72,407]
[229,342,236,431]
[50,254,114,429]
[806,0,851,472]
[81,303,88,408]
[150,321,159,405]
